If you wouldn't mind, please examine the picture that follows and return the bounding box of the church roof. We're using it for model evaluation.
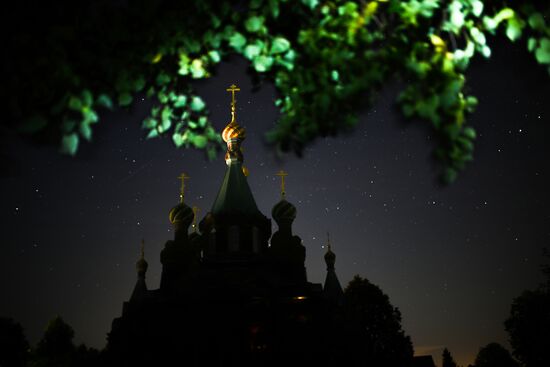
[211,161,260,217]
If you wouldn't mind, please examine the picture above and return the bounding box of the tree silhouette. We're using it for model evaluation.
[2,1,549,182]
[339,275,413,367]
[0,317,29,367]
[504,250,550,367]
[442,348,458,367]
[474,343,519,367]
[31,316,75,367]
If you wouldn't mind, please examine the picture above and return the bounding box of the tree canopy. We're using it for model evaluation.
[504,250,550,367]
[339,275,413,367]
[442,347,458,367]
[2,0,549,182]
[474,343,519,367]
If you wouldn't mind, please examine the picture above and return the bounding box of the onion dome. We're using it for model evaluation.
[324,245,336,270]
[222,121,246,142]
[324,232,336,270]
[169,202,194,228]
[272,199,297,225]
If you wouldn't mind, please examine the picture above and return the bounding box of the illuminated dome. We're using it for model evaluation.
[222,121,246,142]
[272,199,297,225]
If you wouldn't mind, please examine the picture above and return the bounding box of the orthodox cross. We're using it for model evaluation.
[192,206,200,232]
[226,84,240,121]
[177,172,190,204]
[327,232,331,251]
[275,170,288,198]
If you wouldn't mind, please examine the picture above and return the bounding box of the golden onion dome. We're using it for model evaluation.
[222,121,246,142]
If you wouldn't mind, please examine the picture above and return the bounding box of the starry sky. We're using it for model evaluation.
[1,39,549,367]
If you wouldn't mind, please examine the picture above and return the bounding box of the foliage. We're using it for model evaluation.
[339,275,414,367]
[442,347,458,367]
[2,1,549,182]
[474,343,519,367]
[504,250,550,367]
[30,316,76,367]
[0,317,29,367]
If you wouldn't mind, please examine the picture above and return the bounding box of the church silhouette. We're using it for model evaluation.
[106,84,345,366]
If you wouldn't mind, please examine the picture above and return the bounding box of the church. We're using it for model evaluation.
[106,85,345,366]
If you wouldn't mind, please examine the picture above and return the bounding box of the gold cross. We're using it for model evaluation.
[226,84,240,105]
[192,206,201,232]
[275,170,288,198]
[177,172,190,204]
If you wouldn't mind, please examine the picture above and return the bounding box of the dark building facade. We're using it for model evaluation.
[106,85,345,366]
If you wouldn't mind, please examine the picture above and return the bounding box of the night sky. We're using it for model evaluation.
[1,40,549,367]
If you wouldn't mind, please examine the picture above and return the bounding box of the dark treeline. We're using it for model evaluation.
[2,251,549,367]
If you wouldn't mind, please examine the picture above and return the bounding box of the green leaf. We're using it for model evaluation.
[198,116,208,128]
[82,109,98,125]
[118,92,133,106]
[133,75,146,92]
[481,45,491,58]
[68,96,82,111]
[96,94,113,109]
[156,72,171,85]
[229,32,247,51]
[528,38,537,52]
[173,95,187,108]
[442,167,458,184]
[463,127,477,139]
[142,117,157,129]
[190,96,206,111]
[253,55,274,72]
[192,135,208,148]
[79,121,92,141]
[506,17,523,42]
[535,38,550,64]
[244,44,262,59]
[81,90,93,106]
[208,50,221,63]
[172,133,184,147]
[494,8,514,24]
[245,16,264,33]
[61,133,79,156]
[146,129,158,139]
[528,13,546,31]
[190,59,206,78]
[301,0,319,10]
[270,37,290,54]
[471,0,483,17]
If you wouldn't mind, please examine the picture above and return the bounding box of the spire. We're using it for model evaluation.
[211,84,260,217]
[136,239,148,277]
[323,232,343,305]
[275,170,288,199]
[177,172,190,204]
[131,239,148,301]
[324,232,336,270]
[222,84,246,165]
[227,84,240,124]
